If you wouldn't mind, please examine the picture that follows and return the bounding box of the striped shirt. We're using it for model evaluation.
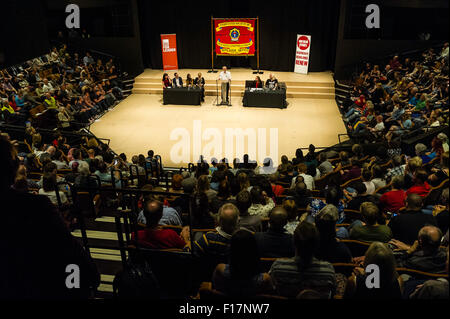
[269,256,336,298]
[193,227,231,263]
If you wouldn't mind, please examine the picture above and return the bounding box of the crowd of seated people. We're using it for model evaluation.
[1,45,448,301]
[341,43,448,143]
[101,138,448,299]
[0,44,125,127]
[2,122,448,299]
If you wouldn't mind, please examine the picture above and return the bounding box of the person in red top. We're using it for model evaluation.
[254,76,263,88]
[389,55,402,70]
[354,95,366,108]
[162,73,172,89]
[133,200,190,249]
[380,175,407,214]
[406,169,431,198]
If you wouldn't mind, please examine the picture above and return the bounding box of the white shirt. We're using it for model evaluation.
[69,159,89,171]
[39,189,68,206]
[173,77,182,87]
[291,173,315,190]
[42,82,54,93]
[218,71,231,82]
[374,122,385,131]
[363,181,376,195]
[256,165,278,175]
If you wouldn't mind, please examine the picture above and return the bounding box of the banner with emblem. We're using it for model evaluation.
[214,19,256,56]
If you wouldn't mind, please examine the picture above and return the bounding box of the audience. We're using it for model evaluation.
[392,226,446,273]
[269,221,336,298]
[344,242,402,299]
[349,202,392,242]
[212,230,273,297]
[388,194,438,245]
[1,42,448,300]
[254,206,295,258]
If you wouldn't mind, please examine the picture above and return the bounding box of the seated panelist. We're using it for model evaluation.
[265,73,278,90]
[162,73,172,88]
[186,74,194,87]
[254,76,263,88]
[172,72,183,88]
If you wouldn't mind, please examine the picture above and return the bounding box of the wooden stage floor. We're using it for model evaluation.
[90,70,347,167]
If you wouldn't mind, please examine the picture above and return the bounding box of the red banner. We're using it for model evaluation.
[161,34,178,70]
[214,19,256,56]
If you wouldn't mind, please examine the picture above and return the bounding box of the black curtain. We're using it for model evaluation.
[0,0,50,68]
[138,0,340,72]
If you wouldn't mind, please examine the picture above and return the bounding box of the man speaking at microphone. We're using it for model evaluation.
[218,66,231,105]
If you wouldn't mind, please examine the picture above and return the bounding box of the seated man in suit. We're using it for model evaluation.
[172,72,183,88]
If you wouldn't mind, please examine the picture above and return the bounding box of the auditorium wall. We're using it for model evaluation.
[0,0,50,68]
[44,0,144,77]
[334,0,449,80]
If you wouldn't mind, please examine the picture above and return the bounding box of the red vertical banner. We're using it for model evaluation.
[214,19,256,56]
[161,34,178,70]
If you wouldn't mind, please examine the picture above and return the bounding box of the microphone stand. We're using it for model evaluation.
[215,79,220,106]
[228,80,232,106]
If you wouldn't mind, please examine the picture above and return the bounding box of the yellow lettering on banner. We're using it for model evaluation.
[219,47,250,54]
[216,21,254,32]
[216,40,253,48]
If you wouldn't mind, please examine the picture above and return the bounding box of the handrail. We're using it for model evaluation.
[0,123,110,143]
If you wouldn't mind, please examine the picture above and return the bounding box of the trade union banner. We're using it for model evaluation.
[294,34,311,74]
[214,19,256,56]
[161,34,178,71]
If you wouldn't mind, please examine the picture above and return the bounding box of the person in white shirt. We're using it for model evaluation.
[256,158,278,175]
[439,42,449,60]
[42,78,54,93]
[39,173,69,206]
[83,52,94,66]
[218,66,231,105]
[291,163,315,190]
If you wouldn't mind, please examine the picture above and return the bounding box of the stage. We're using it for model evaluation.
[90,69,347,167]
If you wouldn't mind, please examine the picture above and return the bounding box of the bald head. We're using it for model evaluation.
[406,193,423,210]
[418,226,442,254]
[143,200,163,228]
[269,206,288,232]
[218,203,239,234]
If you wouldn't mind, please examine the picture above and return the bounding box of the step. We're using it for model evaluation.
[131,88,335,99]
[72,229,124,249]
[84,216,121,233]
[134,77,334,88]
